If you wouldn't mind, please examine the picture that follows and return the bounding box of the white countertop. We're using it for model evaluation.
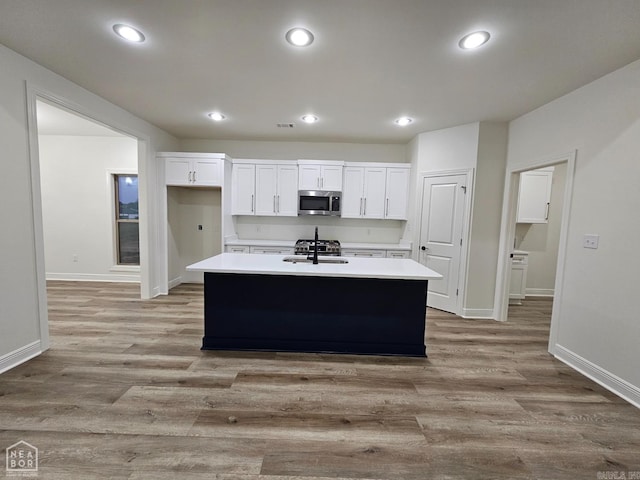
[187,253,441,281]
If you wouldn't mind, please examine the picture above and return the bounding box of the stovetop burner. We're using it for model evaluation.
[294,239,341,256]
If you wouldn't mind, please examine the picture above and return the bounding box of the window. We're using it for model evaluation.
[114,174,139,265]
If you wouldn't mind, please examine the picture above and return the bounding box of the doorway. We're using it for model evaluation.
[416,170,473,315]
[26,89,148,351]
[495,151,576,355]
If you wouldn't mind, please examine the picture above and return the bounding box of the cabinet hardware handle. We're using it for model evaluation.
[386,198,389,217]
[359,198,363,216]
[545,202,550,220]
[193,171,196,182]
[277,195,280,213]
[251,194,254,212]
[363,198,367,216]
[273,195,276,213]
[188,171,192,182]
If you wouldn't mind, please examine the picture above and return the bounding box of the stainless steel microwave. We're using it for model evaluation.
[298,190,341,216]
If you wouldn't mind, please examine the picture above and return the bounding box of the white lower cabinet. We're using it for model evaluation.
[249,246,294,255]
[386,250,410,259]
[509,252,529,305]
[226,245,250,253]
[341,248,386,258]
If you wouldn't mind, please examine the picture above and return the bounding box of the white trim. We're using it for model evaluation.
[460,308,494,319]
[110,265,141,273]
[494,150,576,343]
[525,288,554,297]
[46,273,140,283]
[554,345,640,409]
[0,341,42,374]
[168,276,182,290]
[25,84,157,339]
[414,168,474,317]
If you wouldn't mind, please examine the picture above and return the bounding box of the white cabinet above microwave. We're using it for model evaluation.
[298,160,344,191]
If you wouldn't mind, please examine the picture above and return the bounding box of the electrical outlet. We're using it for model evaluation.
[72,254,78,262]
[197,224,203,231]
[583,234,599,249]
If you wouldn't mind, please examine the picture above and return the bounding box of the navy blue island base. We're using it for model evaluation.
[201,272,428,357]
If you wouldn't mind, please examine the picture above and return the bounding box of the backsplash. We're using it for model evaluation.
[234,216,409,243]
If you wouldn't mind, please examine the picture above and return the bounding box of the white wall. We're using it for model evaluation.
[515,163,567,296]
[167,187,222,285]
[180,139,411,245]
[411,122,508,317]
[0,43,178,373]
[180,139,408,164]
[507,58,640,403]
[468,122,508,313]
[39,135,139,282]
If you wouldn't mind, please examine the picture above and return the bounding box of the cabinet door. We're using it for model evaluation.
[341,167,365,218]
[249,246,295,255]
[385,168,410,219]
[165,158,191,185]
[342,249,385,258]
[255,165,278,216]
[517,170,553,223]
[321,165,343,191]
[192,159,222,186]
[231,164,256,215]
[276,165,299,216]
[362,168,386,218]
[226,245,250,253]
[386,250,410,259]
[298,165,321,190]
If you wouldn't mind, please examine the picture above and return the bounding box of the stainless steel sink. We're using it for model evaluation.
[283,256,349,264]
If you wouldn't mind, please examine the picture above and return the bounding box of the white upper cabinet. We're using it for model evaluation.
[341,167,365,217]
[163,153,224,187]
[275,165,299,216]
[385,167,410,220]
[298,160,344,191]
[342,163,410,219]
[232,160,298,216]
[517,167,554,223]
[231,163,256,215]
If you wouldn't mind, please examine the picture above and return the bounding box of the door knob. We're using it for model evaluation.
[421,246,427,251]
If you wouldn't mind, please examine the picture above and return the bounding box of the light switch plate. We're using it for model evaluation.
[583,234,599,249]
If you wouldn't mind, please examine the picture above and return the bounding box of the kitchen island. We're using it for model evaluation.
[187,253,442,357]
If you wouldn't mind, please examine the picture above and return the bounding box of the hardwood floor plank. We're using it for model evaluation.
[0,282,638,479]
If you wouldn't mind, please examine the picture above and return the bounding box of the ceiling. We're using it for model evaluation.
[2,0,640,144]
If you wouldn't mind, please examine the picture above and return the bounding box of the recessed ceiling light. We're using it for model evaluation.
[113,24,145,43]
[285,28,314,47]
[458,31,490,50]
[394,117,413,126]
[301,114,318,124]
[207,112,225,121]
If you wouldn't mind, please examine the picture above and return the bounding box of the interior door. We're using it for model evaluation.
[418,174,467,314]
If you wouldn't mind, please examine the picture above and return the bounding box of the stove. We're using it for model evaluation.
[294,239,341,256]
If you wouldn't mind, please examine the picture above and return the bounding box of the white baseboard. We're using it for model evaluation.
[554,344,640,409]
[46,272,140,283]
[526,288,554,297]
[460,308,495,320]
[0,340,43,374]
[168,276,182,290]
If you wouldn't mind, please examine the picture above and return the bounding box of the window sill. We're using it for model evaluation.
[110,265,141,273]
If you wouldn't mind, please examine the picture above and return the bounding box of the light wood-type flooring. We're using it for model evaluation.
[1,281,639,479]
